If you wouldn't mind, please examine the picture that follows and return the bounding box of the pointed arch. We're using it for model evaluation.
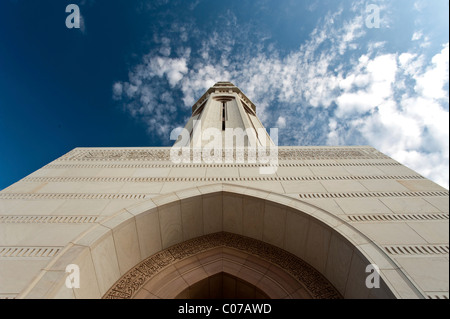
[19,184,424,299]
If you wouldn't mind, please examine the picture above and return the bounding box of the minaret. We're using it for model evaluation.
[173,82,275,149]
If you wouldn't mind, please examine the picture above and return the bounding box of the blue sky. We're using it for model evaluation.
[0,0,448,190]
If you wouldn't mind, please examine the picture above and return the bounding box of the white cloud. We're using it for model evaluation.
[276,116,286,129]
[338,16,365,54]
[414,43,449,99]
[148,56,189,87]
[335,53,397,117]
[113,2,449,188]
[79,14,86,34]
[333,45,449,188]
[412,31,422,41]
[413,0,426,12]
[112,82,123,98]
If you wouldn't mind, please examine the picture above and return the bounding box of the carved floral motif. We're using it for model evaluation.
[103,232,341,299]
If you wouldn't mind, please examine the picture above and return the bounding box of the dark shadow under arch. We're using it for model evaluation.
[175,272,270,299]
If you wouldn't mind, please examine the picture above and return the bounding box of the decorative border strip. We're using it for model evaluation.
[58,147,389,162]
[0,193,149,200]
[384,245,449,256]
[0,215,100,224]
[1,191,446,201]
[44,161,402,169]
[104,232,341,299]
[22,175,424,183]
[347,213,449,222]
[299,191,448,199]
[0,246,62,258]
[427,293,449,299]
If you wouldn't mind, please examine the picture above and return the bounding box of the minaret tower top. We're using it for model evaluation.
[174,81,274,148]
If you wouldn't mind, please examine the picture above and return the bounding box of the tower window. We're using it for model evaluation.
[222,102,226,131]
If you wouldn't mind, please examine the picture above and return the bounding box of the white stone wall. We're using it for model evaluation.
[0,146,448,299]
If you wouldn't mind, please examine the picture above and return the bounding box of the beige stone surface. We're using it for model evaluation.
[202,193,223,234]
[301,198,345,215]
[398,179,448,192]
[360,179,410,192]
[377,165,422,176]
[26,168,68,178]
[68,247,102,299]
[320,180,369,193]
[53,199,110,216]
[343,165,386,176]
[238,167,262,177]
[275,166,315,177]
[304,220,331,275]
[406,221,449,244]
[233,181,285,193]
[96,168,136,177]
[11,199,66,215]
[206,167,240,178]
[42,244,102,299]
[180,196,204,241]
[380,269,422,299]
[101,199,145,216]
[242,196,264,240]
[284,210,310,259]
[1,149,447,300]
[325,233,353,295]
[262,202,286,248]
[281,181,327,193]
[334,198,393,215]
[23,270,69,299]
[344,251,371,299]
[2,182,47,193]
[309,166,351,177]
[380,197,442,214]
[0,223,92,246]
[119,182,164,194]
[0,81,447,299]
[169,167,206,178]
[0,200,24,215]
[62,168,103,177]
[134,208,162,259]
[422,197,449,213]
[222,193,243,235]
[158,202,183,249]
[160,181,211,193]
[396,257,449,292]
[0,260,50,295]
[89,233,121,295]
[35,182,83,194]
[132,168,171,177]
[110,218,141,275]
[353,223,428,245]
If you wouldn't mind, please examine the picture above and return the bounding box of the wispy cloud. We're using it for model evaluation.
[113,1,449,188]
[79,14,86,34]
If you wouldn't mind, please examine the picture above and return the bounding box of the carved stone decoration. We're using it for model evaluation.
[22,174,424,183]
[57,147,389,162]
[45,160,403,169]
[103,232,342,299]
[1,190,447,200]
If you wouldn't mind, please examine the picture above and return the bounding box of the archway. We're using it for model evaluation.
[103,232,341,299]
[19,184,423,299]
